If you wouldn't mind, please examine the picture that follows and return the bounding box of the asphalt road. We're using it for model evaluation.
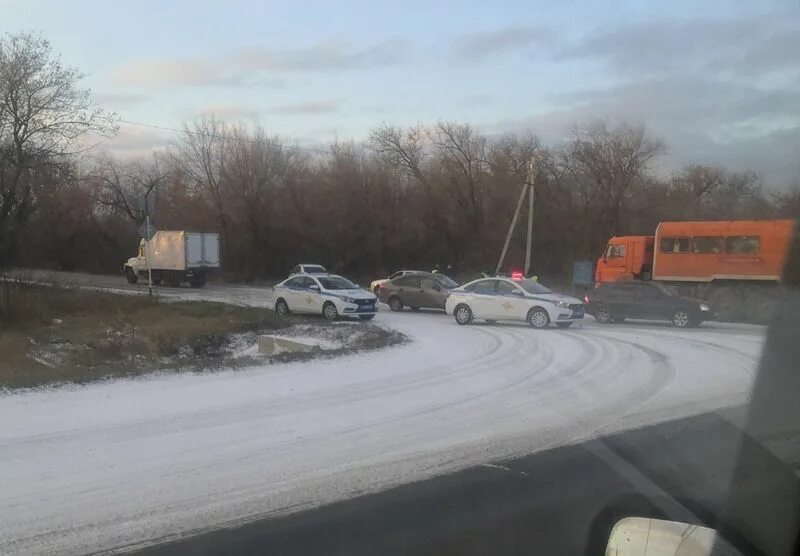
[0,270,772,554]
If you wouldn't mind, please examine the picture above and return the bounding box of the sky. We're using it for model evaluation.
[3,0,799,188]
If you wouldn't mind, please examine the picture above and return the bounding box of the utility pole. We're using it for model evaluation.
[495,157,536,276]
[524,158,536,276]
[143,182,157,297]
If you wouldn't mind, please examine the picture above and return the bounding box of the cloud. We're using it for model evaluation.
[264,100,341,115]
[557,15,800,78]
[198,104,261,120]
[235,38,407,72]
[112,38,407,87]
[452,26,552,60]
[483,75,800,188]
[93,92,149,106]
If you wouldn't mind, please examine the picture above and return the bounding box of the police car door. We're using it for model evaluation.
[495,280,528,320]
[297,276,323,313]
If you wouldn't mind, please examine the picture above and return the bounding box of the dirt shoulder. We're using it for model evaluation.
[0,282,406,390]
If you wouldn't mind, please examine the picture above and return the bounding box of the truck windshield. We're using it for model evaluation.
[318,276,358,290]
[606,244,626,258]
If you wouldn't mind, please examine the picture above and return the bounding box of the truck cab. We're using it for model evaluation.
[595,236,654,283]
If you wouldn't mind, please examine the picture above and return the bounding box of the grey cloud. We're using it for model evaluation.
[264,100,341,115]
[452,26,551,60]
[234,39,407,72]
[557,15,800,78]
[483,76,800,188]
[93,92,149,105]
[112,38,406,87]
[198,104,261,120]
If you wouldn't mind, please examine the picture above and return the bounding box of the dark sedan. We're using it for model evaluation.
[377,272,459,312]
[586,281,714,328]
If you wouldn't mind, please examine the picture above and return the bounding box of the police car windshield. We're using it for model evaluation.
[304,265,326,273]
[516,280,552,295]
[318,276,358,290]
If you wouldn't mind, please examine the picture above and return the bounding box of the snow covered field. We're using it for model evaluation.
[0,273,766,554]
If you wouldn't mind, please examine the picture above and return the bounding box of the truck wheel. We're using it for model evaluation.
[165,272,181,288]
[125,267,138,284]
[528,307,550,329]
[151,273,162,286]
[190,279,206,288]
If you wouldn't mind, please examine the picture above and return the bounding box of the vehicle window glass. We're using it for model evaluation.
[395,276,420,287]
[317,276,357,290]
[726,236,760,254]
[435,274,459,288]
[284,277,303,288]
[517,279,552,295]
[693,236,724,254]
[389,272,402,280]
[300,277,317,289]
[638,285,662,299]
[496,281,521,295]
[291,265,300,274]
[659,237,690,253]
[420,277,438,289]
[466,280,496,294]
[606,244,626,258]
[304,265,326,273]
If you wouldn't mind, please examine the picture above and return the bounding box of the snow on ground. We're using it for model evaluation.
[0,273,768,555]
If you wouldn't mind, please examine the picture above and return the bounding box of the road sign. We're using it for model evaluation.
[572,260,594,286]
[137,222,157,241]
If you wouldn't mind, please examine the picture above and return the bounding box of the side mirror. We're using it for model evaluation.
[433,285,442,291]
[309,284,320,291]
[607,517,740,555]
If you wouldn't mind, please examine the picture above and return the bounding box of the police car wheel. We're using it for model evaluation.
[528,307,550,329]
[323,302,339,321]
[454,304,473,325]
[275,299,289,317]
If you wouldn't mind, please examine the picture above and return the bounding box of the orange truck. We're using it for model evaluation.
[595,220,795,285]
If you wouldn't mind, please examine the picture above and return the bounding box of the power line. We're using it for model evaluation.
[105,116,333,155]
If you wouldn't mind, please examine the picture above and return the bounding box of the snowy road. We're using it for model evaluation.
[0,274,767,554]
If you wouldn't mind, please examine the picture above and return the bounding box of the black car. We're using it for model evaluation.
[585,281,714,328]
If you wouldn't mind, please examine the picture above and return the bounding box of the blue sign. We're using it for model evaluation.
[572,261,594,285]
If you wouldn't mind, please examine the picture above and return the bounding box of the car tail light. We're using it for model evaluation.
[584,293,589,304]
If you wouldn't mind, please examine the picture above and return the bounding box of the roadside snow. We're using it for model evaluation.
[0,282,768,555]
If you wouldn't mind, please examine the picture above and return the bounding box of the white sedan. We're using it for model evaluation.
[445,277,584,329]
[272,274,378,321]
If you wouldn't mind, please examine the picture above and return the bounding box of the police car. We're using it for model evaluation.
[272,273,378,321]
[445,275,584,328]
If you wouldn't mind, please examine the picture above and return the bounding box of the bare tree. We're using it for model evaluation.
[562,121,665,253]
[0,32,115,263]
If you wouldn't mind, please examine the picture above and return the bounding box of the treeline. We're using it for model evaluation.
[2,33,799,283]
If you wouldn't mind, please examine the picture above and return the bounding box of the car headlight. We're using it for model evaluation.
[556,300,570,309]
[342,296,356,303]
[699,303,710,311]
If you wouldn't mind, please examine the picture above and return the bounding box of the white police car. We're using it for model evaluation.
[272,273,378,321]
[445,276,584,328]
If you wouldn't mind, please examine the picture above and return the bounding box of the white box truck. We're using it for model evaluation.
[123,231,220,288]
